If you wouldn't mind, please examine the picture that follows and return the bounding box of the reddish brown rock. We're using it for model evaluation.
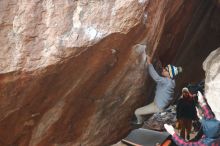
[0,0,220,146]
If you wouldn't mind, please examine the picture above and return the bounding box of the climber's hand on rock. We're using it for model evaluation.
[146,55,152,65]
[164,124,175,135]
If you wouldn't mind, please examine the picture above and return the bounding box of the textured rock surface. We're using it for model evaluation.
[172,0,220,94]
[203,47,220,121]
[0,0,220,146]
[0,0,147,72]
[1,1,149,146]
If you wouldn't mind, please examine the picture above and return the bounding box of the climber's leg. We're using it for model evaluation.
[134,101,160,124]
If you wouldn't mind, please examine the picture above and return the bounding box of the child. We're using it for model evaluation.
[164,91,220,146]
[134,56,182,125]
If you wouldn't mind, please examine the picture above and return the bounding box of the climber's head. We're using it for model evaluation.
[164,64,183,79]
[161,68,170,78]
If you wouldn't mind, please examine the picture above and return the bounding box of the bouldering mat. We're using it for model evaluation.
[121,128,170,146]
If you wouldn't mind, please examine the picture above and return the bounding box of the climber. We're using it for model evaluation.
[133,55,182,125]
[176,87,198,140]
[164,91,220,146]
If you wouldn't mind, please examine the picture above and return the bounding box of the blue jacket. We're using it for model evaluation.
[148,64,175,109]
[201,118,220,145]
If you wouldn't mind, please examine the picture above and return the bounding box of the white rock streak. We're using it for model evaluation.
[30,99,65,146]
[43,0,55,27]
[84,26,104,41]
[84,27,97,40]
[138,0,147,4]
[143,12,148,24]
[72,4,82,28]
[11,13,23,72]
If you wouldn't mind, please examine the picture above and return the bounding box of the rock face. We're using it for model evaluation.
[1,1,148,146]
[0,0,220,146]
[172,0,220,92]
[203,47,220,121]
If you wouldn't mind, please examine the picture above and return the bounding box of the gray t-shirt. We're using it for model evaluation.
[148,64,175,109]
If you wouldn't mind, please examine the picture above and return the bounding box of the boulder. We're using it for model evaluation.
[203,47,220,121]
[0,0,219,146]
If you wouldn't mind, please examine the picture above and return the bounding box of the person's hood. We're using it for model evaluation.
[202,118,220,139]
